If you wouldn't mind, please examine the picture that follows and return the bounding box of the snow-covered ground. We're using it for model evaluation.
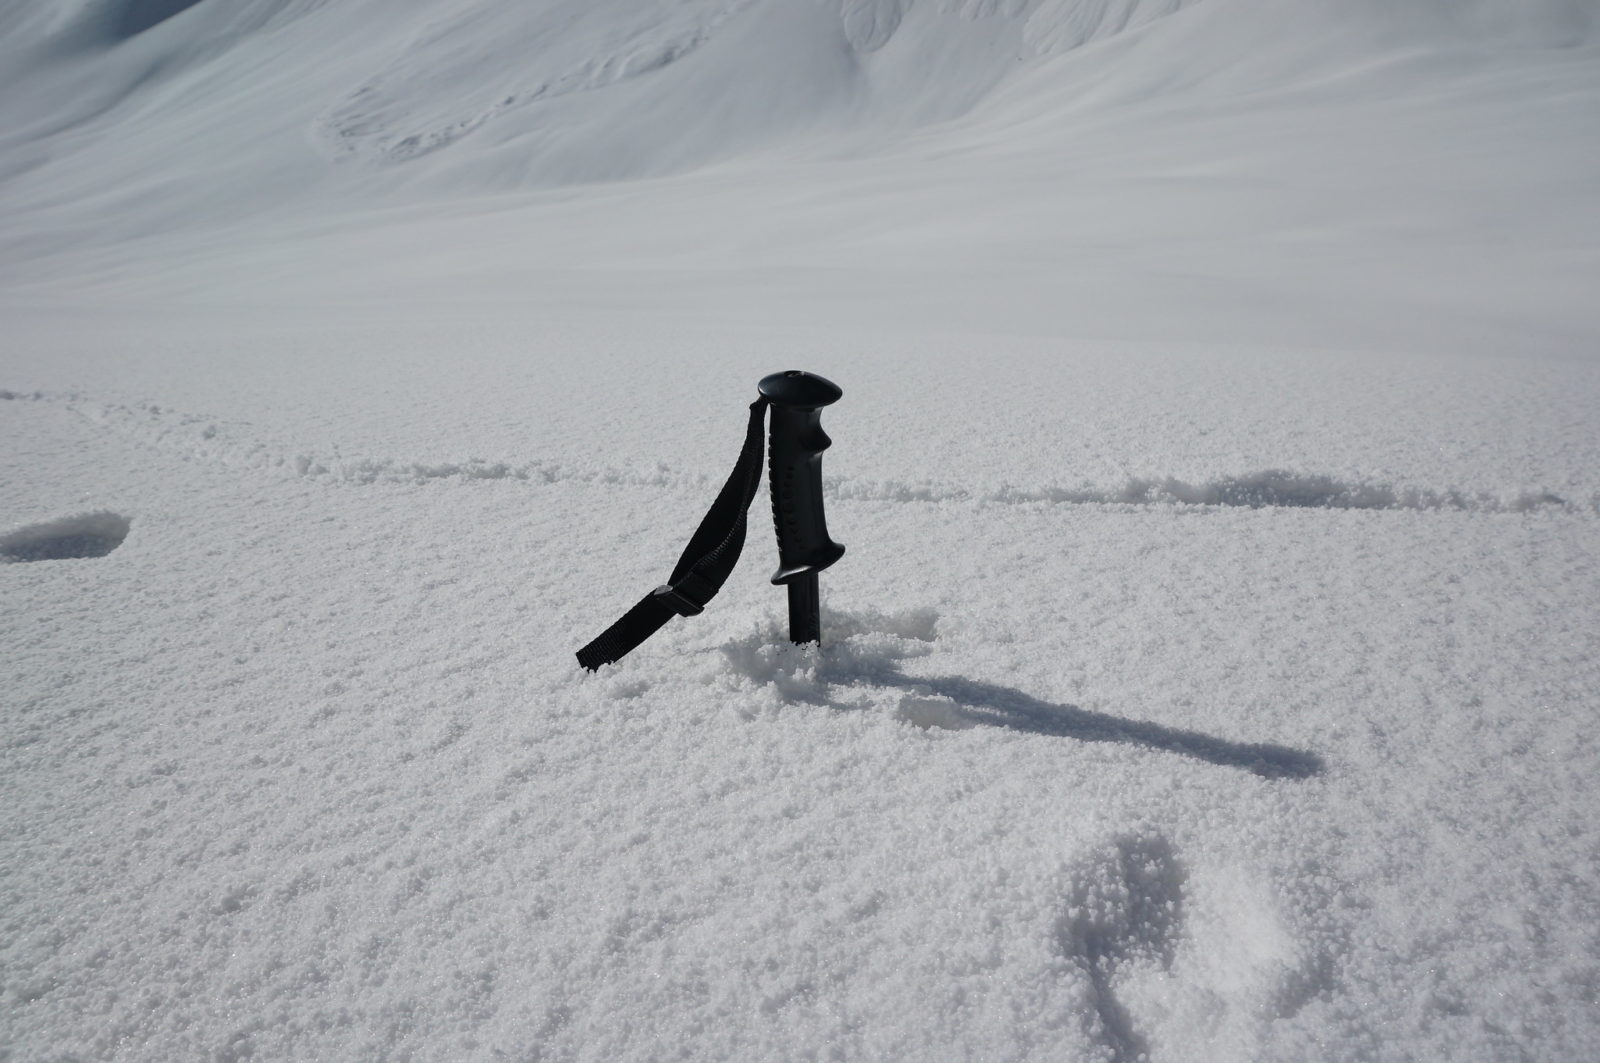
[3,1,1598,1060]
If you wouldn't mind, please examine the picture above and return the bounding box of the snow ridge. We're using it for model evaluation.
[18,388,1587,514]
[833,473,1584,514]
[315,0,759,167]
[113,0,207,41]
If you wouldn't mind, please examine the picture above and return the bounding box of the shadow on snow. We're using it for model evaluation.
[885,671,1322,780]
[722,606,1324,781]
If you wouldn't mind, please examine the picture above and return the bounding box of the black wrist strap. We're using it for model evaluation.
[576,398,770,671]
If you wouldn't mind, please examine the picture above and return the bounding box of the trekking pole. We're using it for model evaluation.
[758,371,845,645]
[576,370,844,670]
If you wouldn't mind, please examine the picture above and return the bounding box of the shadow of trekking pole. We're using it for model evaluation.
[722,607,1325,780]
[886,672,1323,779]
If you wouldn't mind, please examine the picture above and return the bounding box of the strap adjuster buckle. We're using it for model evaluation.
[652,583,705,617]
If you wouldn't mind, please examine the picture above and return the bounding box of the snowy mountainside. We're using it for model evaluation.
[1,0,1595,267]
[308,0,1199,177]
[0,0,1213,245]
[2,0,1597,367]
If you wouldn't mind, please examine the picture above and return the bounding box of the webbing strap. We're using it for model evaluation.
[576,398,769,671]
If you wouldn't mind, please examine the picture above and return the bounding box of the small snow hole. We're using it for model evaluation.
[1,512,131,562]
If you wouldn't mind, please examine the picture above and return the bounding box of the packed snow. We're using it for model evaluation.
[3,1,1598,1060]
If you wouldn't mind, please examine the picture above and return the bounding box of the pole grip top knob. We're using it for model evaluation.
[758,370,843,585]
[758,370,842,410]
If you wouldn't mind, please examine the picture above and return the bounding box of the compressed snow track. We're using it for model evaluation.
[10,386,1592,514]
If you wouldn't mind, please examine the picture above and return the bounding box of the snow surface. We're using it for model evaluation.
[3,1,1599,1060]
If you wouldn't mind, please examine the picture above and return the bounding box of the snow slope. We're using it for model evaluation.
[3,1,1599,1060]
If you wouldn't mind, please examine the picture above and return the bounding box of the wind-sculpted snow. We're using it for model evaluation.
[313,0,1202,181]
[112,0,207,40]
[1,0,1596,284]
[1022,0,1194,52]
[841,0,1198,56]
[315,0,760,168]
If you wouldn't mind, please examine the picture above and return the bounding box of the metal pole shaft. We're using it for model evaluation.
[787,573,821,645]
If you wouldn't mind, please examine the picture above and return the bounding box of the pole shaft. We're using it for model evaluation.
[787,573,821,645]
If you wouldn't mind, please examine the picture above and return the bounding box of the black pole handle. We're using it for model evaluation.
[759,371,843,645]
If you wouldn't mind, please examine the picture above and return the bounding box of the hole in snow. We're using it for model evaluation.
[1,512,131,562]
[114,0,207,41]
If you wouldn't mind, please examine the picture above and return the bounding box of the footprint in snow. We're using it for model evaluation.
[1058,834,1186,1063]
[1,512,130,563]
